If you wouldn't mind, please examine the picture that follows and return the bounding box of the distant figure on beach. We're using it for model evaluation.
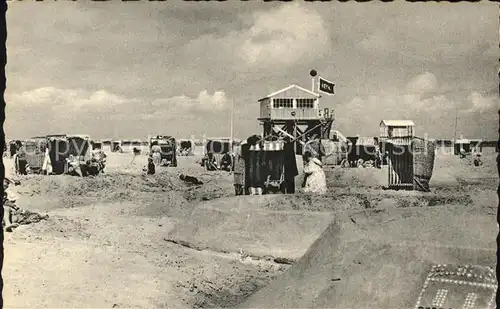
[220,152,232,172]
[147,156,155,175]
[202,153,217,171]
[459,147,467,159]
[9,142,16,158]
[179,174,203,185]
[473,152,483,167]
[374,147,382,169]
[15,143,28,175]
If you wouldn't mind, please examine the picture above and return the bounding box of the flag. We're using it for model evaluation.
[318,77,335,95]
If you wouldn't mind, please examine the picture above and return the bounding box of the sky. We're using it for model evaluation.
[4,1,499,141]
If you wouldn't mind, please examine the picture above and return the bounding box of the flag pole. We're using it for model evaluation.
[314,74,322,160]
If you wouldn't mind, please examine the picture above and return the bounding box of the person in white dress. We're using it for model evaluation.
[301,151,327,194]
[151,145,162,166]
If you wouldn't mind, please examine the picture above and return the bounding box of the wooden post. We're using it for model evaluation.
[388,148,391,188]
[293,122,297,154]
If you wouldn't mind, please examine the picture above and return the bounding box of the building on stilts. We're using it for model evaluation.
[257,84,334,155]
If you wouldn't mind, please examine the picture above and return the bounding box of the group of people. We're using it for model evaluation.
[201,152,233,171]
[146,138,328,194]
[146,147,168,174]
[344,147,384,169]
[3,177,49,232]
[146,147,177,174]
[90,148,107,172]
[458,147,483,167]
[150,146,163,166]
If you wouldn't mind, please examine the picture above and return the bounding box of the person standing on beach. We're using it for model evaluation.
[16,143,28,175]
[301,151,327,194]
[147,156,155,175]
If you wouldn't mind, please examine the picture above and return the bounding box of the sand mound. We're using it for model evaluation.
[240,206,496,308]
[166,189,476,263]
[268,190,474,212]
[18,172,182,196]
[166,195,336,260]
[14,170,234,214]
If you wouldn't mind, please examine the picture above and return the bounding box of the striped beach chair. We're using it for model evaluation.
[247,140,286,195]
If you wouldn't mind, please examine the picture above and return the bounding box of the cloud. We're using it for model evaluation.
[467,92,498,113]
[405,72,438,96]
[4,3,496,140]
[334,72,497,138]
[336,92,448,137]
[7,87,229,122]
[183,3,330,70]
[7,87,132,111]
[4,87,234,139]
[239,3,330,66]
[151,90,228,114]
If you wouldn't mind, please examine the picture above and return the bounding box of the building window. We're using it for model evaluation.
[297,98,315,109]
[273,98,293,108]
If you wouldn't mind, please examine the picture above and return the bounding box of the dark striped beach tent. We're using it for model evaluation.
[384,136,436,192]
[242,136,297,195]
